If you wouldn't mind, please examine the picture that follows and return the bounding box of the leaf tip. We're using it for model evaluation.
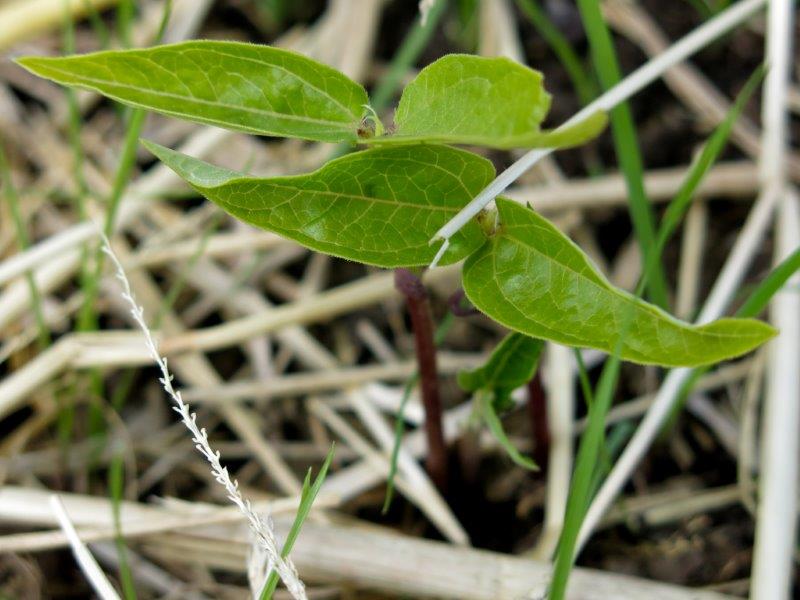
[140,138,183,172]
[13,55,42,73]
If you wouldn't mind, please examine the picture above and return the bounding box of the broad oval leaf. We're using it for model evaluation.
[463,199,776,367]
[17,41,368,143]
[144,140,493,267]
[366,54,607,149]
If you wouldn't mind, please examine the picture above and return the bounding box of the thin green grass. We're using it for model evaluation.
[369,0,449,113]
[76,0,173,332]
[572,350,633,500]
[549,340,622,600]
[80,0,112,48]
[327,0,448,161]
[576,0,669,309]
[0,143,50,349]
[116,0,135,48]
[654,66,765,256]
[514,0,597,106]
[673,244,800,421]
[108,448,137,599]
[60,2,174,592]
[259,445,335,599]
[453,0,480,51]
[572,348,594,408]
[60,0,96,468]
[254,0,291,32]
[736,250,800,319]
[548,64,765,600]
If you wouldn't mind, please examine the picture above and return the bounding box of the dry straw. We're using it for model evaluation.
[100,235,307,600]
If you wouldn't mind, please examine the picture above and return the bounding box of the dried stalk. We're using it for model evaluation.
[100,238,307,600]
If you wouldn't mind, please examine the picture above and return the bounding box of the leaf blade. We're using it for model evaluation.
[17,40,369,143]
[369,111,608,150]
[458,332,544,395]
[366,54,606,149]
[479,391,539,471]
[144,140,493,268]
[462,199,775,367]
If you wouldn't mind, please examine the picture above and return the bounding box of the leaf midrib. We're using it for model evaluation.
[215,180,462,214]
[34,62,357,130]
[177,45,357,117]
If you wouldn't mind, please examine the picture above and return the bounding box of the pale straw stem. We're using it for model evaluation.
[100,235,307,600]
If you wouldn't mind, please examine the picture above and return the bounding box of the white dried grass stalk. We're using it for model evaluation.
[418,0,435,26]
[100,236,307,600]
[49,495,121,600]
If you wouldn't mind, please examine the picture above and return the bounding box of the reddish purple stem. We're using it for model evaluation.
[395,269,448,489]
[527,374,550,468]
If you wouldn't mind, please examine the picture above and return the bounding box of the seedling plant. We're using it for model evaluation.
[18,40,777,599]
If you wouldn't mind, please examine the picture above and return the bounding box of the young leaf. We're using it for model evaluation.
[458,333,543,471]
[479,391,539,471]
[365,54,607,149]
[143,140,493,267]
[458,332,544,410]
[17,41,369,143]
[463,199,776,367]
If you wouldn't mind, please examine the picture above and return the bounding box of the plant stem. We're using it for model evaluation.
[526,374,549,468]
[394,268,447,489]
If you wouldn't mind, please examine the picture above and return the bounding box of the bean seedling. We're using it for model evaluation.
[16,42,773,366]
[18,40,777,599]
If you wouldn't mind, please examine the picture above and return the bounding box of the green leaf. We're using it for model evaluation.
[459,332,543,471]
[260,444,335,599]
[365,54,607,149]
[17,41,368,143]
[478,391,539,471]
[143,140,493,268]
[463,199,776,367]
[654,65,764,257]
[458,332,544,411]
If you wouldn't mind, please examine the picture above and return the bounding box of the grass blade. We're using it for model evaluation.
[108,450,136,600]
[654,65,765,254]
[737,248,800,319]
[549,62,767,600]
[550,349,622,599]
[259,445,335,599]
[514,0,597,105]
[576,0,669,308]
[0,142,50,349]
[369,0,448,113]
